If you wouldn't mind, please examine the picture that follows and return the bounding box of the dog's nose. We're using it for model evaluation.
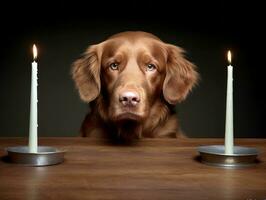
[119,91,140,106]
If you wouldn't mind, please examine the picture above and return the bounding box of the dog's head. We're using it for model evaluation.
[72,31,198,124]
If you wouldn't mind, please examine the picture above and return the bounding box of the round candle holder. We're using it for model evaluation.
[6,146,65,166]
[197,145,259,168]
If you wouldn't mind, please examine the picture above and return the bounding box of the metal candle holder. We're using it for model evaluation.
[197,145,259,168]
[6,146,65,166]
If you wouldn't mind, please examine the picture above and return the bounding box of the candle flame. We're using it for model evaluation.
[227,50,232,64]
[33,44,37,60]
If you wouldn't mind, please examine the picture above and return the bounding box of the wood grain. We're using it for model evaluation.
[0,138,265,200]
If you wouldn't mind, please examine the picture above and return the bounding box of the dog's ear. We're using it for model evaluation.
[72,45,101,102]
[163,44,198,104]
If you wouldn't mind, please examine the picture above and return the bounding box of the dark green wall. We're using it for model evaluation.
[0,1,265,138]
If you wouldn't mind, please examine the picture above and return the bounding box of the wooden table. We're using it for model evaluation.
[0,138,265,200]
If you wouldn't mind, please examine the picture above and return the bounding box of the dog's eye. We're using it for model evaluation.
[146,64,156,71]
[110,63,119,70]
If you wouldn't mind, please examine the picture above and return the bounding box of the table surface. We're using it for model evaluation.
[0,137,266,200]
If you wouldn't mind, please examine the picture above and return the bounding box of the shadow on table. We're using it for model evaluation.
[193,155,202,163]
[1,155,11,163]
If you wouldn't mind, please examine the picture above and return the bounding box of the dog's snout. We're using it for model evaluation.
[119,91,140,106]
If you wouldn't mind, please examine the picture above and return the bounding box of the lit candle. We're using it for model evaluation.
[225,50,234,154]
[28,44,38,153]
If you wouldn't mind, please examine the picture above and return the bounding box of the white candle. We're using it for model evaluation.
[28,44,38,153]
[225,50,234,154]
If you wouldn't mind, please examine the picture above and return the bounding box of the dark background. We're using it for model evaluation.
[0,1,265,138]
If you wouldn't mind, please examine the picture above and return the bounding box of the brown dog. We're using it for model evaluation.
[72,31,198,141]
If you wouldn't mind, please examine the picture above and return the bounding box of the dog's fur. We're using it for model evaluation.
[72,31,198,141]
